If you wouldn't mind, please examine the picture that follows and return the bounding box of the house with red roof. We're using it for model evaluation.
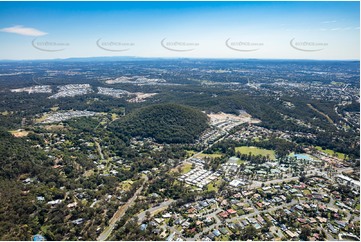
[218,211,229,219]
[227,209,237,215]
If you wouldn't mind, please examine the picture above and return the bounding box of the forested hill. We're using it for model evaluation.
[0,128,57,240]
[111,103,209,144]
[0,128,53,180]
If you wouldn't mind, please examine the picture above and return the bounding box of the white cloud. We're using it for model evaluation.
[0,25,47,36]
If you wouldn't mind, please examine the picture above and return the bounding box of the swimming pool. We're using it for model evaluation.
[292,153,313,161]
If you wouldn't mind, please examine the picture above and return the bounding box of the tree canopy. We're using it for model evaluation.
[111,103,209,144]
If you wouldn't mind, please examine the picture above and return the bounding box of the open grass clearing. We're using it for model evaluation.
[181,163,193,174]
[111,113,119,121]
[302,189,311,195]
[34,113,50,123]
[170,162,193,174]
[118,180,133,191]
[50,106,59,111]
[235,146,276,160]
[185,150,197,157]
[196,153,224,159]
[315,146,347,159]
[43,124,66,131]
[206,178,223,192]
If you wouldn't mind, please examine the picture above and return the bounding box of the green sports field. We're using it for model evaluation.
[235,146,276,160]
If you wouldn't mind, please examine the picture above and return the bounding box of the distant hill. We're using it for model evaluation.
[0,56,188,62]
[112,103,209,143]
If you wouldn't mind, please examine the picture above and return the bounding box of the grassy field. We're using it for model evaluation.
[185,150,224,159]
[181,163,192,174]
[315,146,347,159]
[196,153,224,159]
[83,170,94,177]
[43,124,66,131]
[206,178,223,192]
[111,113,119,121]
[236,160,246,165]
[185,150,197,157]
[303,189,311,196]
[229,157,245,165]
[331,81,344,86]
[119,180,133,191]
[217,235,230,241]
[207,182,217,192]
[235,146,276,160]
[169,162,193,175]
[35,113,49,123]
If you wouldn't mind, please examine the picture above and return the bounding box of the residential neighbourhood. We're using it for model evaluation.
[0,38,359,240]
[137,155,360,241]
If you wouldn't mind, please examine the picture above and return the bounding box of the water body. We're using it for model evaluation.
[292,153,313,161]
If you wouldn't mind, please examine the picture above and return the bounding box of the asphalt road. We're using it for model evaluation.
[136,199,174,223]
[97,175,148,241]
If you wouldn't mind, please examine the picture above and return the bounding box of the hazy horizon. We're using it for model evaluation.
[0,55,360,62]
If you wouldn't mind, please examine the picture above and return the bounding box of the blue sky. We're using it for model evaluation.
[0,1,359,60]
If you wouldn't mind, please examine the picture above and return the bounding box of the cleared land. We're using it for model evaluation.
[180,163,193,174]
[185,150,197,157]
[196,153,224,159]
[43,124,66,131]
[10,130,29,137]
[127,92,157,103]
[170,162,192,174]
[307,103,334,124]
[118,180,133,191]
[207,111,261,126]
[315,146,347,159]
[235,146,276,160]
[206,178,223,192]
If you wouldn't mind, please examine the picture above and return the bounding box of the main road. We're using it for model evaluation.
[136,199,174,224]
[97,175,148,241]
